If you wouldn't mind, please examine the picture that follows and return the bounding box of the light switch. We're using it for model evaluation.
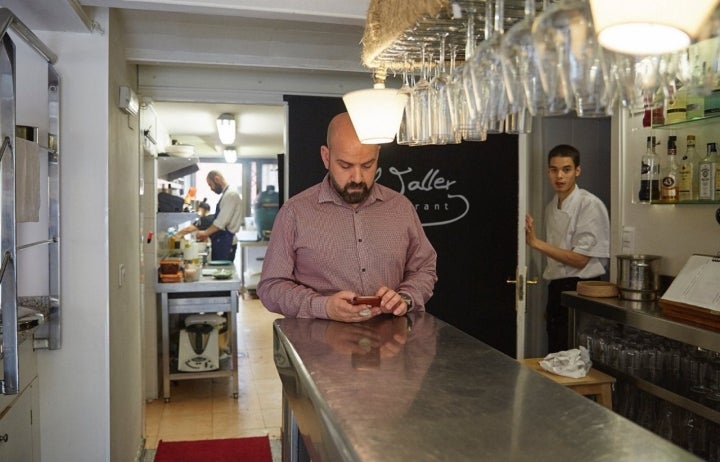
[119,263,125,287]
[621,226,635,254]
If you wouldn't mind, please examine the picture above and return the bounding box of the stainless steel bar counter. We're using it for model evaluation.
[156,273,240,402]
[273,313,699,461]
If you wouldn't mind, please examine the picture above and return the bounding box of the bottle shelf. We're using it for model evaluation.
[649,200,720,205]
[652,112,720,129]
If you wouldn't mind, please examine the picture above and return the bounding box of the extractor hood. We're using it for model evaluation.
[157,155,199,181]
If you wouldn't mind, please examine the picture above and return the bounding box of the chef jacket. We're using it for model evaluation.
[543,186,610,281]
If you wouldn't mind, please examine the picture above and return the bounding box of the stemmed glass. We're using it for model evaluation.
[396,54,413,145]
[500,0,539,133]
[569,4,611,117]
[410,43,432,146]
[460,12,485,140]
[506,0,550,117]
[531,0,576,115]
[430,33,455,145]
[469,0,507,134]
[606,51,644,109]
[445,44,464,143]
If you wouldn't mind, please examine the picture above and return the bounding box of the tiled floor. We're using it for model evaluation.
[143,297,283,455]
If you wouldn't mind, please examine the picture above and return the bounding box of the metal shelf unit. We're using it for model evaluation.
[564,292,720,426]
[156,277,241,402]
[0,8,61,397]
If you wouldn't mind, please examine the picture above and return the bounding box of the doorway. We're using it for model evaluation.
[521,116,613,358]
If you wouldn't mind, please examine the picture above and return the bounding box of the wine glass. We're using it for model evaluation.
[504,0,552,118]
[500,0,539,133]
[468,0,506,133]
[396,54,413,145]
[445,44,464,143]
[531,0,578,115]
[430,33,455,145]
[569,6,611,117]
[410,43,432,146]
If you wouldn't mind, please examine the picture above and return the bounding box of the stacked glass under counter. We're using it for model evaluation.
[564,292,720,459]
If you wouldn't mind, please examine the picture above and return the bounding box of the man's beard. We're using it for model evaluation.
[330,173,370,204]
[211,183,223,194]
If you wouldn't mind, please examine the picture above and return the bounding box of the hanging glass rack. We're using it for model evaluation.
[362,0,545,71]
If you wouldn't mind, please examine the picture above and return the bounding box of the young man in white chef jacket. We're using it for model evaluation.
[525,144,610,354]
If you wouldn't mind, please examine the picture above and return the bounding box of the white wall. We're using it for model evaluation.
[614,108,720,276]
[36,10,112,462]
[108,9,144,462]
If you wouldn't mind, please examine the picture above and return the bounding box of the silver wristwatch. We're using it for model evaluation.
[399,293,413,311]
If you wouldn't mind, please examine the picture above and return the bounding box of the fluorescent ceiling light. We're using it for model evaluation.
[590,0,719,55]
[223,147,238,163]
[216,113,237,145]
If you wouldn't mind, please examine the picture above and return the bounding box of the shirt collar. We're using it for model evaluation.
[556,185,581,211]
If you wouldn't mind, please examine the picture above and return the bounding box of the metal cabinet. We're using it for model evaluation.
[0,339,39,462]
[0,378,39,462]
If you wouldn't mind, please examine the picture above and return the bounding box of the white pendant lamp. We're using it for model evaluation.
[590,0,719,55]
[216,113,237,145]
[343,68,408,144]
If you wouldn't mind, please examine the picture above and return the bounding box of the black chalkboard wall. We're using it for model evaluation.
[284,95,519,356]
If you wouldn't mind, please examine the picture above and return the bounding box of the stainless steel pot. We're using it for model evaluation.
[616,254,662,301]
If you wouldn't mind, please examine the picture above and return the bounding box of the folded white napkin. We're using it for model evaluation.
[539,346,592,378]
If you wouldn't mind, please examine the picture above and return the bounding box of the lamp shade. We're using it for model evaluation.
[590,0,719,55]
[216,113,237,145]
[343,83,408,144]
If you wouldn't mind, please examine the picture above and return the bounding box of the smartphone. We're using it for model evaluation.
[352,295,382,306]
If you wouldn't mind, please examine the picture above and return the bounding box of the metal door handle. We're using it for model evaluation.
[506,277,539,285]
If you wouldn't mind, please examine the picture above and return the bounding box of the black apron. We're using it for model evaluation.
[210,190,237,262]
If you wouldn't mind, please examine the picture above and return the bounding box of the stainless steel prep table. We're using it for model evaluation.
[156,273,241,402]
[273,313,699,462]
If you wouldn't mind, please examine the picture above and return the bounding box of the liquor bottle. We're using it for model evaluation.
[639,136,660,203]
[678,135,699,201]
[665,83,687,124]
[660,136,679,203]
[642,103,665,127]
[686,93,705,120]
[698,142,717,200]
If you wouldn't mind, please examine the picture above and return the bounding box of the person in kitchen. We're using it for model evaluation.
[525,144,610,353]
[257,112,437,323]
[196,171,244,262]
[174,200,214,237]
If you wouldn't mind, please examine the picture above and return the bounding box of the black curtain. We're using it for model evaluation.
[284,94,519,356]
